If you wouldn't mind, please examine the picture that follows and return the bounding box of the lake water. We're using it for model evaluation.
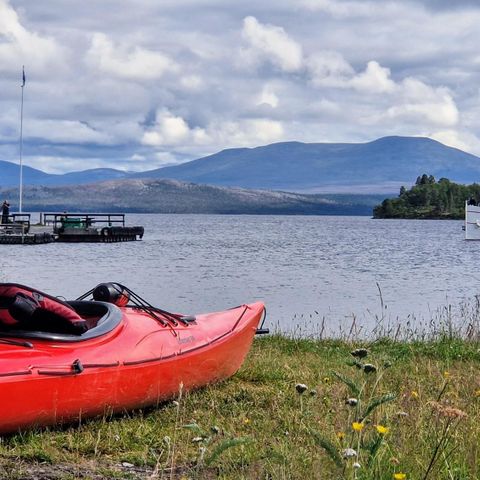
[0,214,477,337]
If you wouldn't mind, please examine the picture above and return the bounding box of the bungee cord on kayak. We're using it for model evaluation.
[77,282,196,328]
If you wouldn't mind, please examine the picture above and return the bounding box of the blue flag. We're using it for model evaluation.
[22,66,25,87]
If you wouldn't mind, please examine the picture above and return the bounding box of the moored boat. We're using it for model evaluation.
[0,283,266,434]
[465,199,480,240]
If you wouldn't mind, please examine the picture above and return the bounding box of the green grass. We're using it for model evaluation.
[2,336,480,479]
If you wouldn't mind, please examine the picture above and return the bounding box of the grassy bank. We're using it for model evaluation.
[2,335,480,479]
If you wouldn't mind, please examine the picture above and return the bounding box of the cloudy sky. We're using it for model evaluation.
[1,0,480,173]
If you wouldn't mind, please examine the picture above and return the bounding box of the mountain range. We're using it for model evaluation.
[2,136,480,194]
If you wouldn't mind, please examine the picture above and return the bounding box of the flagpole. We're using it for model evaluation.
[19,66,25,213]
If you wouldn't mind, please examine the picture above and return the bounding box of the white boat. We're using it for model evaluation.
[465,200,480,240]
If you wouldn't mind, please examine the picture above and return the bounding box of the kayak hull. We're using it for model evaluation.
[0,301,264,434]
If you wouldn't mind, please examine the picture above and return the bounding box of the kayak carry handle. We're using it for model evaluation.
[255,306,269,335]
[256,328,270,335]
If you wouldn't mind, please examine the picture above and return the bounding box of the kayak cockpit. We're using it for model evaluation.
[0,283,122,342]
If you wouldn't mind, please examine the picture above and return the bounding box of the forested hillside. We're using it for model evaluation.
[373,174,480,219]
[0,179,377,215]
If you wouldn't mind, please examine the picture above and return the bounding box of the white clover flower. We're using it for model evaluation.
[342,448,357,458]
[353,462,361,469]
[345,398,358,406]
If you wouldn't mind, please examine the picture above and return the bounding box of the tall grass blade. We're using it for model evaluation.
[332,371,360,396]
[362,393,396,419]
[309,430,343,468]
[366,436,384,466]
[204,437,251,466]
[183,422,205,435]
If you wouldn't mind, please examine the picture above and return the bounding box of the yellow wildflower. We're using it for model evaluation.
[475,389,480,398]
[336,432,345,440]
[393,473,406,480]
[443,371,450,379]
[410,390,419,399]
[352,422,364,431]
[376,424,389,435]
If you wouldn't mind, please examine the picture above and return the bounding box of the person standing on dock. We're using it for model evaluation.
[1,200,10,224]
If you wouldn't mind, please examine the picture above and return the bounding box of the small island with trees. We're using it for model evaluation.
[373,174,480,219]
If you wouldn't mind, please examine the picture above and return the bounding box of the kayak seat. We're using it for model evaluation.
[0,299,122,342]
[0,283,122,341]
[0,284,87,334]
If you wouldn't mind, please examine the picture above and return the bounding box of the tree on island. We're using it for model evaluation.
[373,175,480,219]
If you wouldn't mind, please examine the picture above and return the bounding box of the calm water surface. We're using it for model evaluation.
[0,215,475,335]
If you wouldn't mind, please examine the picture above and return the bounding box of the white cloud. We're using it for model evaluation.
[300,0,369,16]
[142,109,200,146]
[308,56,396,94]
[240,16,303,72]
[257,85,279,108]
[349,61,396,94]
[429,129,480,154]
[86,33,176,80]
[154,151,177,165]
[387,78,459,127]
[214,118,284,146]
[0,0,66,74]
[142,109,283,152]
[307,51,355,87]
[306,54,459,128]
[299,0,399,18]
[26,119,112,144]
[21,155,109,174]
[180,75,204,91]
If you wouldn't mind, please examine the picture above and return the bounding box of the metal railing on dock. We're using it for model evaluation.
[1,213,143,244]
[40,213,126,231]
[0,213,31,231]
[39,212,143,243]
[0,213,53,244]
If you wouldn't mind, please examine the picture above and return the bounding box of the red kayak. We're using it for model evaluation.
[0,283,266,434]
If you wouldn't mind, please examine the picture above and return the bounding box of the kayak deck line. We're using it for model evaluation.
[0,369,32,378]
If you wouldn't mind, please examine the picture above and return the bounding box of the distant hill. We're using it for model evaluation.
[0,160,54,186]
[1,136,480,194]
[137,136,480,193]
[0,160,130,187]
[0,179,382,215]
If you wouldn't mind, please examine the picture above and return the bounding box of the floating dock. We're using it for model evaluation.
[0,213,144,245]
[0,214,54,245]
